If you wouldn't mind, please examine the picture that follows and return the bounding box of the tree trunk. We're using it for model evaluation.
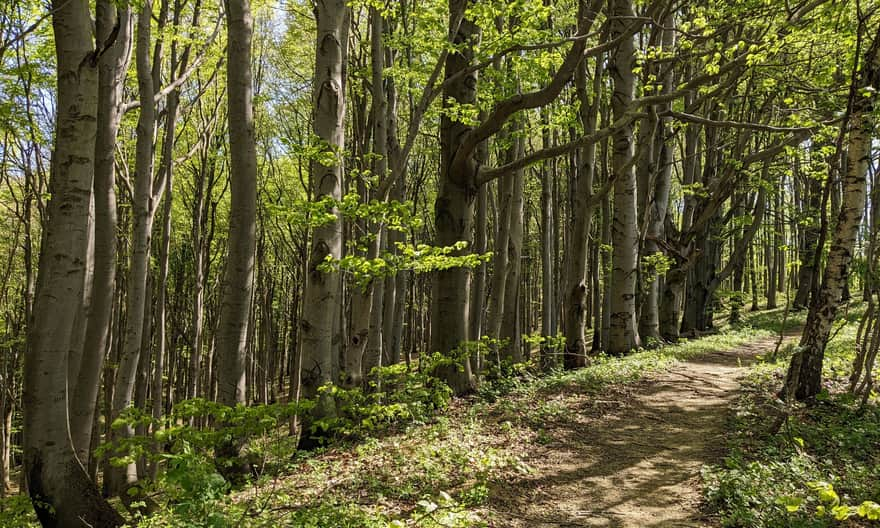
[108,1,160,496]
[681,212,720,334]
[638,19,675,343]
[23,0,125,524]
[501,137,525,363]
[562,55,601,369]
[766,190,778,308]
[487,163,513,354]
[775,177,786,294]
[70,0,131,467]
[150,0,199,477]
[363,6,389,381]
[345,6,389,388]
[794,167,821,309]
[606,0,641,355]
[430,1,479,393]
[470,184,488,346]
[298,0,348,448]
[600,173,613,350]
[750,243,760,311]
[214,0,259,475]
[541,110,557,370]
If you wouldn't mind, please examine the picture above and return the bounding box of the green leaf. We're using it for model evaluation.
[857,501,880,520]
[831,505,852,521]
[776,495,804,513]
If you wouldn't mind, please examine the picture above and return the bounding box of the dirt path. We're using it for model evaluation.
[485,336,784,528]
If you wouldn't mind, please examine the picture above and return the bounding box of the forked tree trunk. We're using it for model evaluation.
[487,158,513,353]
[152,0,200,477]
[562,54,601,369]
[71,0,131,467]
[23,1,125,525]
[638,18,675,342]
[501,135,525,363]
[345,6,389,388]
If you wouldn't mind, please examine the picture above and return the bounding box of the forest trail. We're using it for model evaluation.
[486,335,787,528]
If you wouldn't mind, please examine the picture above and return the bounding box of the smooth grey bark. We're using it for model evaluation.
[680,130,724,335]
[784,26,880,401]
[430,1,479,393]
[606,0,641,355]
[188,149,211,401]
[345,6,388,388]
[638,19,675,343]
[363,6,389,379]
[471,179,488,323]
[471,184,488,350]
[487,163,513,355]
[487,117,520,364]
[384,158,406,366]
[109,0,164,496]
[152,170,172,473]
[501,136,525,363]
[152,0,199,476]
[70,0,132,467]
[346,286,370,387]
[659,259,687,341]
[562,52,601,369]
[298,0,348,448]
[217,0,258,408]
[638,128,672,341]
[659,92,701,341]
[541,109,557,369]
[23,0,125,525]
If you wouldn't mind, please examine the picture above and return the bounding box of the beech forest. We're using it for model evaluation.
[0,0,879,526]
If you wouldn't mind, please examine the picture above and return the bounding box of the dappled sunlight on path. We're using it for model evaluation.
[484,337,783,528]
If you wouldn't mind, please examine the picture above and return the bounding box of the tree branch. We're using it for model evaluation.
[476,112,646,185]
[662,110,819,132]
[122,10,223,113]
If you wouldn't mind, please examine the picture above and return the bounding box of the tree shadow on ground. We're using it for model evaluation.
[482,344,768,528]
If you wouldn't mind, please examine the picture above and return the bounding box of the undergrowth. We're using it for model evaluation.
[703,303,880,528]
[2,320,783,527]
[133,325,776,527]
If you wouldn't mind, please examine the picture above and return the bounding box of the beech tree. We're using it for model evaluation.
[22,0,125,524]
[298,0,348,448]
[1,1,877,525]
